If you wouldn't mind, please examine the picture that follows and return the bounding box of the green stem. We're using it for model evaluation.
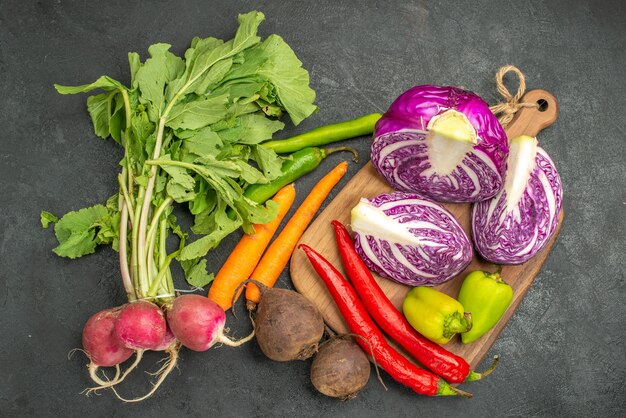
[119,87,135,206]
[117,87,137,301]
[147,250,180,298]
[117,174,135,225]
[146,159,197,172]
[165,269,175,295]
[118,202,135,301]
[145,198,172,289]
[321,146,360,163]
[158,217,168,268]
[146,224,159,286]
[137,118,166,296]
[145,197,173,260]
[465,356,500,382]
[436,380,473,398]
[157,218,171,296]
[131,187,145,297]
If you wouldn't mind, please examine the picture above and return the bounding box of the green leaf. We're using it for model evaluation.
[236,160,267,184]
[236,197,279,234]
[181,128,223,160]
[53,230,99,259]
[108,94,125,143]
[189,180,211,215]
[252,144,284,180]
[192,58,233,95]
[257,99,283,117]
[128,52,141,88]
[190,189,218,232]
[157,156,197,202]
[40,211,59,228]
[86,91,125,143]
[154,170,167,194]
[179,200,241,260]
[86,93,113,139]
[159,161,196,189]
[233,11,266,50]
[95,211,120,247]
[256,35,317,125]
[52,205,110,258]
[194,155,241,178]
[217,113,284,144]
[135,175,149,187]
[54,75,124,94]
[180,258,214,287]
[166,11,265,107]
[53,205,109,242]
[105,194,119,211]
[135,43,185,118]
[167,181,196,202]
[213,32,317,126]
[213,80,265,102]
[165,94,229,130]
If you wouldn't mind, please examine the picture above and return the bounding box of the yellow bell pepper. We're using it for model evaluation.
[402,286,472,344]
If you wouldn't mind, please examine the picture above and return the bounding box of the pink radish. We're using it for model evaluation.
[82,308,134,367]
[151,325,177,351]
[167,294,253,352]
[114,301,166,350]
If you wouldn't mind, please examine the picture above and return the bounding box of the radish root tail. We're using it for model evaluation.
[217,328,255,347]
[112,344,180,403]
[85,350,144,395]
[85,364,121,395]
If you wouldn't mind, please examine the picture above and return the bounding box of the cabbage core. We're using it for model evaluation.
[424,109,477,176]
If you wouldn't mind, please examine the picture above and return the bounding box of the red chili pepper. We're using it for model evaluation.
[299,244,471,398]
[332,220,496,383]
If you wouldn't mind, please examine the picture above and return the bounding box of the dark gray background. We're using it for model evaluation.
[1,0,624,416]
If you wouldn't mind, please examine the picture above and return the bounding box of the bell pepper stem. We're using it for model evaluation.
[465,355,500,381]
[445,312,473,338]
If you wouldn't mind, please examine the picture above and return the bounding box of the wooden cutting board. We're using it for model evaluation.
[290,89,562,369]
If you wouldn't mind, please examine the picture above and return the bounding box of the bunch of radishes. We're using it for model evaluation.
[82,295,252,401]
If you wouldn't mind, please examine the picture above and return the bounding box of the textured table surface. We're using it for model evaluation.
[1,1,624,416]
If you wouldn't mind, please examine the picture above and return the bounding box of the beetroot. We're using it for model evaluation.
[167,294,252,351]
[114,301,166,350]
[82,308,134,367]
[254,288,324,362]
[311,337,371,399]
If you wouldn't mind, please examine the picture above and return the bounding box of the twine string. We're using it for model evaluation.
[489,65,539,128]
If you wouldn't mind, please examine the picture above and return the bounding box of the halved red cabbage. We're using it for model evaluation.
[351,191,472,286]
[471,135,563,264]
[372,85,509,202]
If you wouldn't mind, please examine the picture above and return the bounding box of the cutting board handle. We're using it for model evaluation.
[504,89,559,139]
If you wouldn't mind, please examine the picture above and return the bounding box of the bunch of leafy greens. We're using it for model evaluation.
[41,12,317,299]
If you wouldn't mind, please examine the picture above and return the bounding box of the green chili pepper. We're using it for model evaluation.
[261,113,382,154]
[244,146,358,204]
[402,286,472,345]
[457,269,513,344]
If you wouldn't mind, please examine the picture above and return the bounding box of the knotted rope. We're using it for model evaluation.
[489,65,539,128]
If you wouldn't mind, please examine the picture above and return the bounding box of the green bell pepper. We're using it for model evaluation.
[402,286,472,345]
[457,269,513,344]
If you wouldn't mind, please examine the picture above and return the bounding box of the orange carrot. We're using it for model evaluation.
[246,161,348,307]
[208,184,296,311]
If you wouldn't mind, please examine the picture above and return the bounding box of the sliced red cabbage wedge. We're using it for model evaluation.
[471,135,563,264]
[351,192,472,286]
[372,85,509,203]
